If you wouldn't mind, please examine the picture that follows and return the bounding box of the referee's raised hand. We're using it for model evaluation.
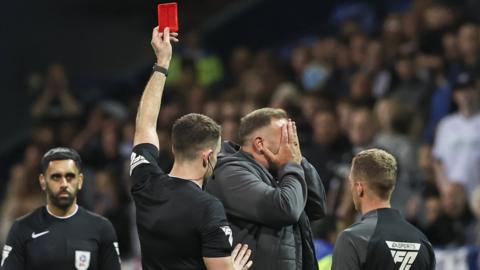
[151,26,179,69]
[232,244,253,270]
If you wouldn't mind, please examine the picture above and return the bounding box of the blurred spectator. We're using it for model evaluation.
[31,63,81,119]
[432,72,480,198]
[304,109,351,214]
[424,182,475,246]
[374,98,418,214]
[0,144,44,242]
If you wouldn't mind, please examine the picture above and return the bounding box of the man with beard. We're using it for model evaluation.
[1,147,121,270]
[331,149,435,270]
[130,26,251,270]
[206,108,327,270]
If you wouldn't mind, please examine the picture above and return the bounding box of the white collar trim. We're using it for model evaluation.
[46,204,79,219]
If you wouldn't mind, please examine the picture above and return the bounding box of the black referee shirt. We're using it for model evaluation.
[1,205,121,270]
[332,208,435,270]
[130,143,232,270]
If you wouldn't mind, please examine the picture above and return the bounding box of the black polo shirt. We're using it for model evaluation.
[1,205,121,270]
[130,143,232,270]
[332,208,435,270]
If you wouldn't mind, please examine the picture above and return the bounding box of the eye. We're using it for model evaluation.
[51,174,61,181]
[66,174,76,181]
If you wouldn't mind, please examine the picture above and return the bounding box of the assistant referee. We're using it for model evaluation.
[332,149,435,270]
[1,147,121,270]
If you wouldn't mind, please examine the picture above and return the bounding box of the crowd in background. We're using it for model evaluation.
[1,0,480,266]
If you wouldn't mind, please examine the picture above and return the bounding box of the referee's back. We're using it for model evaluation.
[332,208,435,270]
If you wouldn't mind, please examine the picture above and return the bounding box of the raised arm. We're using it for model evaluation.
[133,26,178,148]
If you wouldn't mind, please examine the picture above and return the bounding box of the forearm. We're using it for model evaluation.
[133,71,167,148]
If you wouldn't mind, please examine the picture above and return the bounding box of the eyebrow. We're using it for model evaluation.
[50,172,77,177]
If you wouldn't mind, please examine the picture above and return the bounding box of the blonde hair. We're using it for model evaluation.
[352,148,397,199]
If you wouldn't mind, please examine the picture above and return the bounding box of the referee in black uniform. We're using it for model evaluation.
[130,26,252,270]
[332,148,435,270]
[1,147,121,270]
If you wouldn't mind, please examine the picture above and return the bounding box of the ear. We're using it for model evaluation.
[39,174,46,191]
[356,182,365,198]
[253,137,263,153]
[78,173,84,190]
[201,149,213,168]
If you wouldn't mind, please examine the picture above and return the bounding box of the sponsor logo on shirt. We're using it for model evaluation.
[75,250,91,270]
[386,240,421,270]
[1,245,12,267]
[220,226,233,246]
[130,152,150,176]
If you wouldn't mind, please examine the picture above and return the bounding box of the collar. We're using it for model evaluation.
[46,204,79,219]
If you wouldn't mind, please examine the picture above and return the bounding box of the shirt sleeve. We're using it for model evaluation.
[331,231,361,270]
[98,220,121,270]
[1,221,25,270]
[130,143,164,190]
[200,199,232,258]
[206,162,307,228]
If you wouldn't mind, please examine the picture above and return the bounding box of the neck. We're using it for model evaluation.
[169,160,205,188]
[460,106,478,118]
[241,145,269,168]
[46,202,78,218]
[360,199,391,215]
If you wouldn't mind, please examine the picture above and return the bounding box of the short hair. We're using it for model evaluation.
[172,113,221,160]
[351,148,397,200]
[41,147,82,173]
[238,108,287,145]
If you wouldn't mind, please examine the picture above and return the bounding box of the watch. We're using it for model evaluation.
[152,64,168,77]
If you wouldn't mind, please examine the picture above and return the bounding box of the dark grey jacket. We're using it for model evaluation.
[206,141,326,270]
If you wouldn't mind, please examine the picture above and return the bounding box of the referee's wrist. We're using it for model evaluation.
[152,63,169,77]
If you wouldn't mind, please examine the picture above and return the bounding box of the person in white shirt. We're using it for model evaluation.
[433,72,480,198]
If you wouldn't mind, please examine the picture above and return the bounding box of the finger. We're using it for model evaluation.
[236,244,248,261]
[280,123,288,145]
[170,37,179,42]
[292,121,298,138]
[245,260,253,269]
[239,249,251,267]
[231,243,241,259]
[163,27,171,43]
[170,32,179,37]
[287,119,294,144]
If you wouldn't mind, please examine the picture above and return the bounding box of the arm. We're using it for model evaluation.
[98,221,121,270]
[133,26,178,148]
[1,222,25,270]
[201,200,252,270]
[331,231,361,270]
[204,244,252,270]
[301,158,327,221]
[213,163,307,228]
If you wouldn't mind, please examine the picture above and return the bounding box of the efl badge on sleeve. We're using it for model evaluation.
[220,226,233,246]
[75,250,91,270]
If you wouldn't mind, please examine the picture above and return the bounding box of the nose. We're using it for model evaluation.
[60,177,69,187]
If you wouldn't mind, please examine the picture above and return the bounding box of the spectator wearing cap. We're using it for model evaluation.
[432,72,480,199]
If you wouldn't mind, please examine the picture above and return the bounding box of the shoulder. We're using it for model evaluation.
[437,113,461,129]
[80,207,114,229]
[14,206,44,226]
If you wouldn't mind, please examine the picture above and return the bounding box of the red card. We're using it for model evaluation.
[157,3,179,32]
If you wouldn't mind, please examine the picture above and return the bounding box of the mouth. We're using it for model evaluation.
[57,192,71,198]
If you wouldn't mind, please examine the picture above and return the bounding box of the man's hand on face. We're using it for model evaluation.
[151,26,179,69]
[261,119,302,167]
